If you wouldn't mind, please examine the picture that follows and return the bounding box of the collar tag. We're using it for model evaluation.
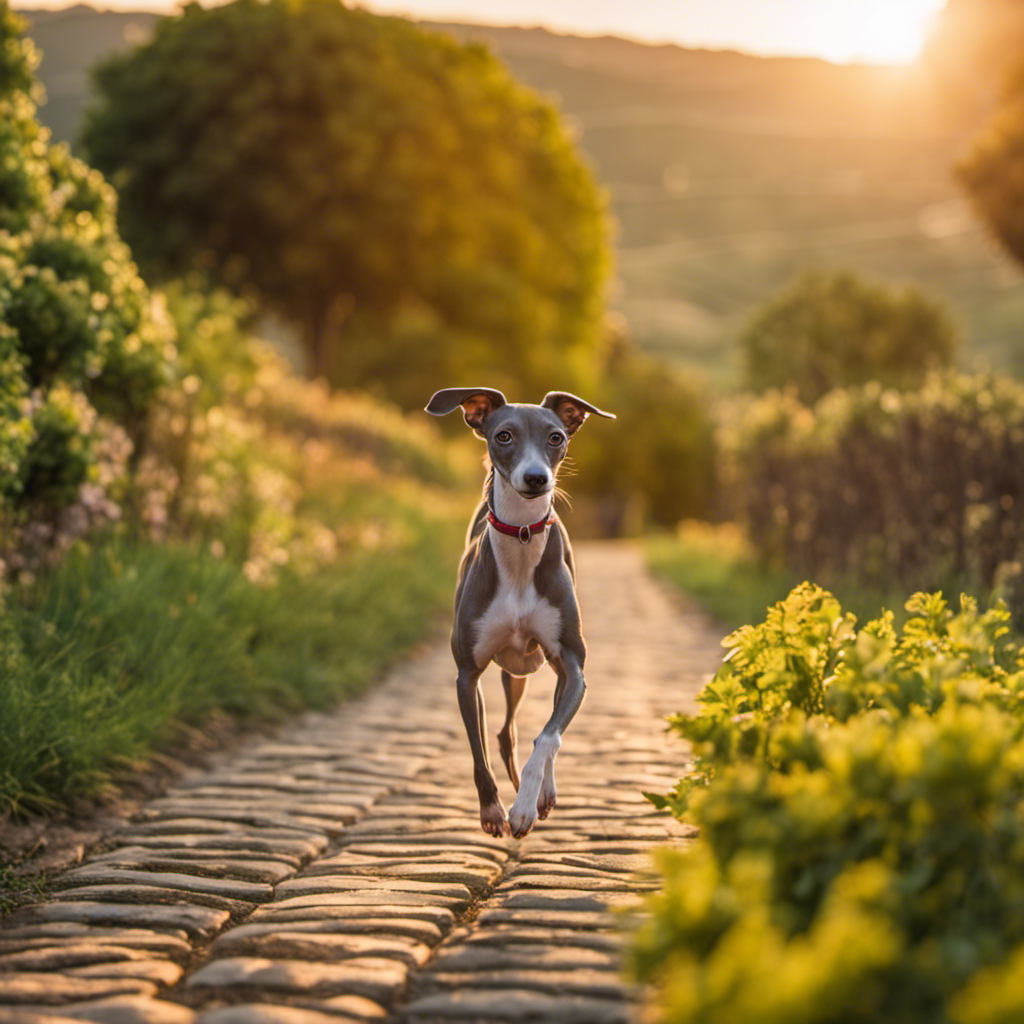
[486,507,555,544]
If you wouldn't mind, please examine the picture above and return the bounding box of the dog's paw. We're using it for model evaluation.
[537,781,557,820]
[507,798,538,838]
[535,757,557,820]
[480,800,511,838]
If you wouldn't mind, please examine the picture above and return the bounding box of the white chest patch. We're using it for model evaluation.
[472,527,562,674]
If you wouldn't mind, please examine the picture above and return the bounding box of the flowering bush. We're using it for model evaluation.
[0,3,177,569]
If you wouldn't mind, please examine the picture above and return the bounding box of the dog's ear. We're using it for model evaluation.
[541,392,615,436]
[425,388,507,435]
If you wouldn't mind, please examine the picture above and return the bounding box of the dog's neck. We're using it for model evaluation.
[487,467,553,528]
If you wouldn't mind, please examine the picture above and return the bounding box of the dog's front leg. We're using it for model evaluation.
[507,642,586,838]
[457,667,510,837]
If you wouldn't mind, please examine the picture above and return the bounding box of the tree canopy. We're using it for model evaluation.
[81,0,610,405]
[739,269,958,404]
[958,55,1024,272]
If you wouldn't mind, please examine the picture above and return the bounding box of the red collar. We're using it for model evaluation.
[487,506,556,544]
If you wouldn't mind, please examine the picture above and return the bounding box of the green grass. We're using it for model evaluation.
[0,862,51,915]
[646,522,791,629]
[0,504,464,817]
[646,520,923,632]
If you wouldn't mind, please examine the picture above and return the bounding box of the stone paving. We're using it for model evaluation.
[0,543,724,1024]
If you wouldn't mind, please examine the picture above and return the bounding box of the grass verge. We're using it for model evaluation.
[646,520,920,631]
[0,475,469,911]
[0,500,463,818]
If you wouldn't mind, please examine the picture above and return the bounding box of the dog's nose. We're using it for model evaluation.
[524,473,549,490]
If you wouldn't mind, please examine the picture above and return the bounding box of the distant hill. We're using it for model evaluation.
[18,5,159,143]
[17,5,1024,385]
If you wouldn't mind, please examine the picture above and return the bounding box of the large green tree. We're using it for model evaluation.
[739,270,958,404]
[81,0,610,403]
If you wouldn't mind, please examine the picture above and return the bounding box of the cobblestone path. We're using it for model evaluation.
[0,543,724,1024]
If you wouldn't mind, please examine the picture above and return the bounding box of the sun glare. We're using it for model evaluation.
[792,0,945,64]
[357,0,946,66]
[12,0,948,66]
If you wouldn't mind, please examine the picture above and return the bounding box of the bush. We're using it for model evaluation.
[566,342,717,536]
[0,2,177,563]
[740,269,957,404]
[722,373,1024,610]
[635,584,1024,1024]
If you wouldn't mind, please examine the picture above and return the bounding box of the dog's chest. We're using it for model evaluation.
[471,529,561,669]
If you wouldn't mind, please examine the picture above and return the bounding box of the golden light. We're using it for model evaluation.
[12,0,950,67]
[357,0,948,67]
[788,0,946,64]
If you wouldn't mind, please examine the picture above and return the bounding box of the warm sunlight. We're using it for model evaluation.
[356,0,948,65]
[12,0,948,65]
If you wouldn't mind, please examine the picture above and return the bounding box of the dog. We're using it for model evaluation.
[425,387,614,838]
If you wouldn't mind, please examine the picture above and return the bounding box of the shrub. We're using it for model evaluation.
[739,269,957,404]
[722,373,1024,608]
[0,2,177,564]
[636,585,1024,1024]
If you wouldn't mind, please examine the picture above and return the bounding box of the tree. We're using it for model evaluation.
[958,63,1024,270]
[566,326,716,536]
[81,0,610,403]
[0,0,176,551]
[739,270,958,404]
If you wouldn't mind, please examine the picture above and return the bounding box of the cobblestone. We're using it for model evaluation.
[1,544,723,1023]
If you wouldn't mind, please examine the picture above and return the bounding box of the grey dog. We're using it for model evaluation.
[425,387,614,837]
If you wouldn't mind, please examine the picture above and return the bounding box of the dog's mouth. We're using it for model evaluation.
[518,487,552,500]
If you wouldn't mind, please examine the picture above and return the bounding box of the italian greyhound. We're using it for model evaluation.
[425,387,614,838]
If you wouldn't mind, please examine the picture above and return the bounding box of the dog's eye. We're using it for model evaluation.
[549,432,566,447]
[495,430,513,444]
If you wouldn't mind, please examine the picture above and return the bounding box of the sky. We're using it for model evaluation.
[358,0,948,65]
[18,0,949,65]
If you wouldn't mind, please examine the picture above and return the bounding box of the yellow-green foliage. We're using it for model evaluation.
[636,585,1024,1023]
[0,1,176,560]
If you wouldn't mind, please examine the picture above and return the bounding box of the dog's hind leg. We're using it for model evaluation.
[457,667,509,837]
[498,671,528,791]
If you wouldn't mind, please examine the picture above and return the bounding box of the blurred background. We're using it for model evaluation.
[6,0,1024,816]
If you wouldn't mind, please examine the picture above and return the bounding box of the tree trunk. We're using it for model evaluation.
[303,294,354,382]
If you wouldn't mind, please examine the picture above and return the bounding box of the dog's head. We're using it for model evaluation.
[425,387,615,500]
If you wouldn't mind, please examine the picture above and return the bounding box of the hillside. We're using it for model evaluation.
[18,5,1024,385]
